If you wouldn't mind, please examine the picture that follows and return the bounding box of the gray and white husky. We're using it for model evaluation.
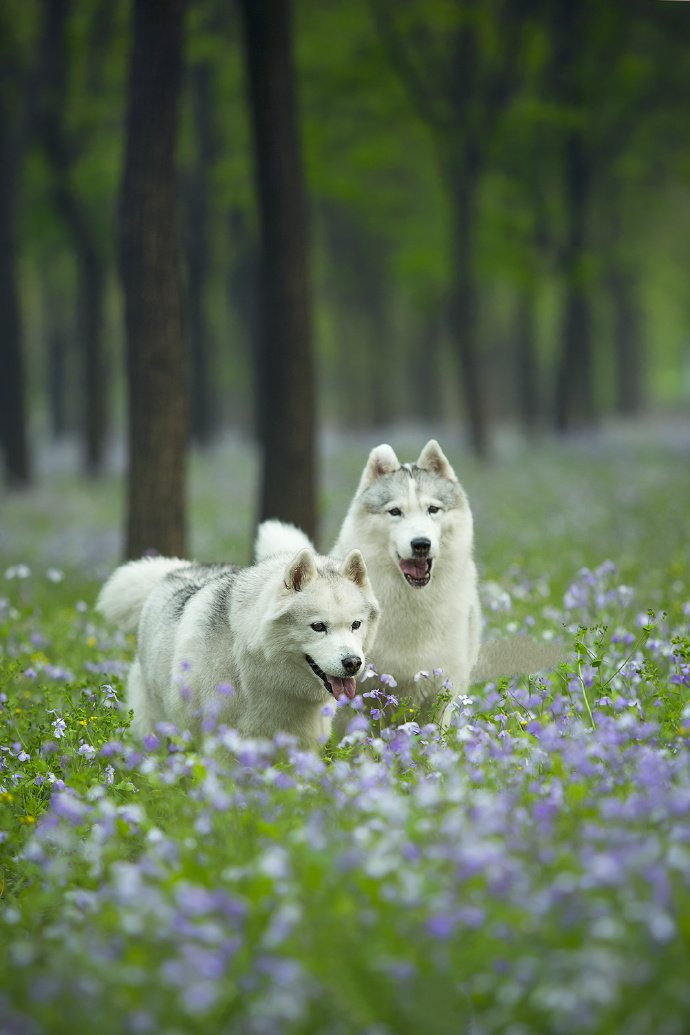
[257,439,566,722]
[257,440,481,714]
[97,547,379,749]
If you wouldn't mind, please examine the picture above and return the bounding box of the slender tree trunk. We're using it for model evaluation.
[0,121,31,488]
[555,131,595,433]
[185,61,216,446]
[609,269,643,417]
[119,0,189,559]
[227,207,259,434]
[364,273,396,427]
[38,0,109,475]
[239,0,317,540]
[411,312,444,424]
[78,250,107,474]
[447,169,489,458]
[515,285,539,437]
[43,259,72,438]
[47,319,69,439]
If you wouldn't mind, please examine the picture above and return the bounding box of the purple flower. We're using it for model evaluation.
[427,913,455,939]
[99,740,123,758]
[51,717,67,739]
[51,791,91,824]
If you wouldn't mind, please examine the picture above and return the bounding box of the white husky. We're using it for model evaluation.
[257,440,567,723]
[257,440,481,715]
[97,548,379,749]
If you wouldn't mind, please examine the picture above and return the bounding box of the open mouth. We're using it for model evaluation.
[398,557,433,588]
[305,655,357,701]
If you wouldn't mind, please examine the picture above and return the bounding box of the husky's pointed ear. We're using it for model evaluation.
[357,444,399,493]
[340,549,370,590]
[283,549,318,593]
[416,440,457,481]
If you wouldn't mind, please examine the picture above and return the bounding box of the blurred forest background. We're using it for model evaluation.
[1,0,689,557]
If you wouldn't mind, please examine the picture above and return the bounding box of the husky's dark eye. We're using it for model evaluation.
[310,621,327,633]
[388,507,402,517]
[351,620,362,631]
[428,505,441,515]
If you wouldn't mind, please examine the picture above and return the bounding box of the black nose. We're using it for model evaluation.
[342,654,362,675]
[411,537,431,556]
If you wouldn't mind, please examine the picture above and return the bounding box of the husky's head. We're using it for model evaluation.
[270,549,379,702]
[352,439,472,589]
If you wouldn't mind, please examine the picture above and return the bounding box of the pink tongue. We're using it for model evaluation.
[328,676,357,701]
[399,558,429,580]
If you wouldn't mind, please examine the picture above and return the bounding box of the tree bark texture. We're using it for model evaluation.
[119,0,189,559]
[239,0,317,541]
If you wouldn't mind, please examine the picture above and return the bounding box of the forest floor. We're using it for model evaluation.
[1,421,689,1034]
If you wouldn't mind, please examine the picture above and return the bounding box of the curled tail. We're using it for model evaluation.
[96,556,191,633]
[254,519,316,563]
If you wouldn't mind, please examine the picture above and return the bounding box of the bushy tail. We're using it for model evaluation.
[96,556,191,633]
[470,636,570,682]
[254,520,316,563]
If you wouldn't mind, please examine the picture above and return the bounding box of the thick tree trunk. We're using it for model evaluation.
[119,0,189,559]
[447,171,489,459]
[239,0,317,540]
[0,123,31,488]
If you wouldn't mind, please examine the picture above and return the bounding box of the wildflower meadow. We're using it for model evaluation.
[1,426,689,1035]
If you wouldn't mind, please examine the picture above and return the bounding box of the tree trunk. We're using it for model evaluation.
[447,169,490,459]
[555,131,595,433]
[184,61,216,446]
[0,118,31,488]
[44,264,70,438]
[410,311,444,425]
[609,269,643,417]
[227,206,259,435]
[38,0,109,475]
[515,285,539,437]
[78,250,107,474]
[119,0,189,559]
[239,0,317,540]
